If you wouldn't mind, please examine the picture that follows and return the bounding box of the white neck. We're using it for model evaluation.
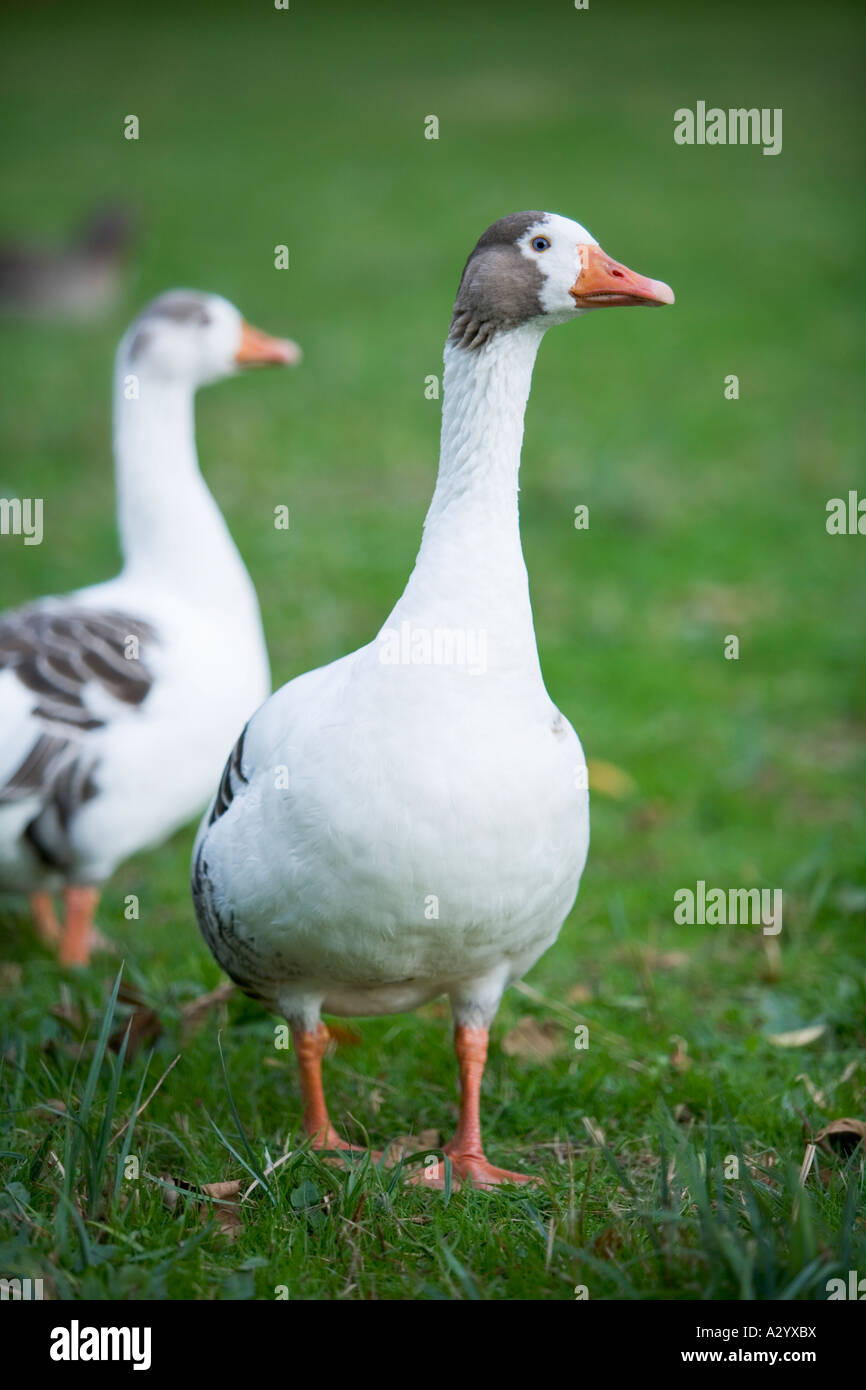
[113,360,257,614]
[390,321,547,673]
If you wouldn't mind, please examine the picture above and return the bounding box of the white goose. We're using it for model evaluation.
[193,213,673,1187]
[0,291,299,965]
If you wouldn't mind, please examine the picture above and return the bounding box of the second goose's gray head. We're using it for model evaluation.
[449,211,674,350]
[120,290,301,387]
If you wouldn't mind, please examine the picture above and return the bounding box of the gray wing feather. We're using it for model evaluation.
[0,602,158,873]
[0,604,156,732]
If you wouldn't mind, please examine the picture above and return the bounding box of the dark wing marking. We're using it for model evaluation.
[0,733,99,873]
[208,723,249,827]
[0,732,70,802]
[23,749,100,872]
[0,603,156,874]
[193,729,303,1003]
[0,604,157,733]
[192,840,270,1002]
[195,725,269,997]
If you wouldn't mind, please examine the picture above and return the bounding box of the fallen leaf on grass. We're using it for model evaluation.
[587,759,637,800]
[629,799,669,832]
[384,1129,441,1167]
[814,1119,866,1156]
[592,1226,624,1259]
[109,1004,162,1057]
[180,981,235,1033]
[326,1022,363,1047]
[767,1024,826,1048]
[0,963,22,992]
[107,980,163,1057]
[639,947,690,972]
[670,1035,692,1072]
[501,1017,563,1062]
[159,1174,243,1240]
[200,1178,243,1241]
[747,1152,779,1188]
[50,993,83,1031]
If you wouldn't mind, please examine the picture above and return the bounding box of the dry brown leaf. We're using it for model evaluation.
[814,1118,866,1156]
[51,996,83,1029]
[180,981,236,1032]
[0,963,22,992]
[641,948,689,971]
[325,1022,363,1047]
[501,1016,563,1062]
[160,1174,243,1241]
[670,1036,692,1072]
[160,1176,182,1212]
[201,1179,243,1200]
[592,1226,624,1259]
[567,982,593,1004]
[767,1024,826,1048]
[109,1005,162,1057]
[587,759,637,800]
[200,1179,243,1241]
[658,950,690,970]
[107,980,163,1057]
[747,1152,779,1187]
[630,800,669,831]
[384,1129,441,1167]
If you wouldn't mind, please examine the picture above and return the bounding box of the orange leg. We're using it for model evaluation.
[59,885,101,968]
[292,1023,365,1152]
[415,1025,534,1189]
[30,891,61,946]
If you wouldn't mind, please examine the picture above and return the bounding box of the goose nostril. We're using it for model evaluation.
[609,267,624,278]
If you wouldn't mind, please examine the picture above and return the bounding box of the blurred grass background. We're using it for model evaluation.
[0,0,864,1299]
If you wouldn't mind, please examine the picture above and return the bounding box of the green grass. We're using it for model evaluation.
[0,0,864,1300]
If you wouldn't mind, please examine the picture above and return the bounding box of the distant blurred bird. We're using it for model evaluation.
[0,205,136,318]
[0,291,300,964]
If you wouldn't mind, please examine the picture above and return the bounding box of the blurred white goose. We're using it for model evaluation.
[193,213,673,1187]
[0,291,299,965]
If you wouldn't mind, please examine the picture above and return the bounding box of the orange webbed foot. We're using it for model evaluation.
[409,1147,537,1190]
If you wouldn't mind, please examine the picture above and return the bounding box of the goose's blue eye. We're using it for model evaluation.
[531,236,551,252]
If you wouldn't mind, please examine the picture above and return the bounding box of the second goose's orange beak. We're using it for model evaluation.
[571,244,675,309]
[236,321,302,366]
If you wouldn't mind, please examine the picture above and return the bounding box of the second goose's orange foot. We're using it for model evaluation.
[409,1151,537,1190]
[309,1128,380,1162]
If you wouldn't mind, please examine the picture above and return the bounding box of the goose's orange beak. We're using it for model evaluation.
[571,244,674,309]
[236,321,302,366]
